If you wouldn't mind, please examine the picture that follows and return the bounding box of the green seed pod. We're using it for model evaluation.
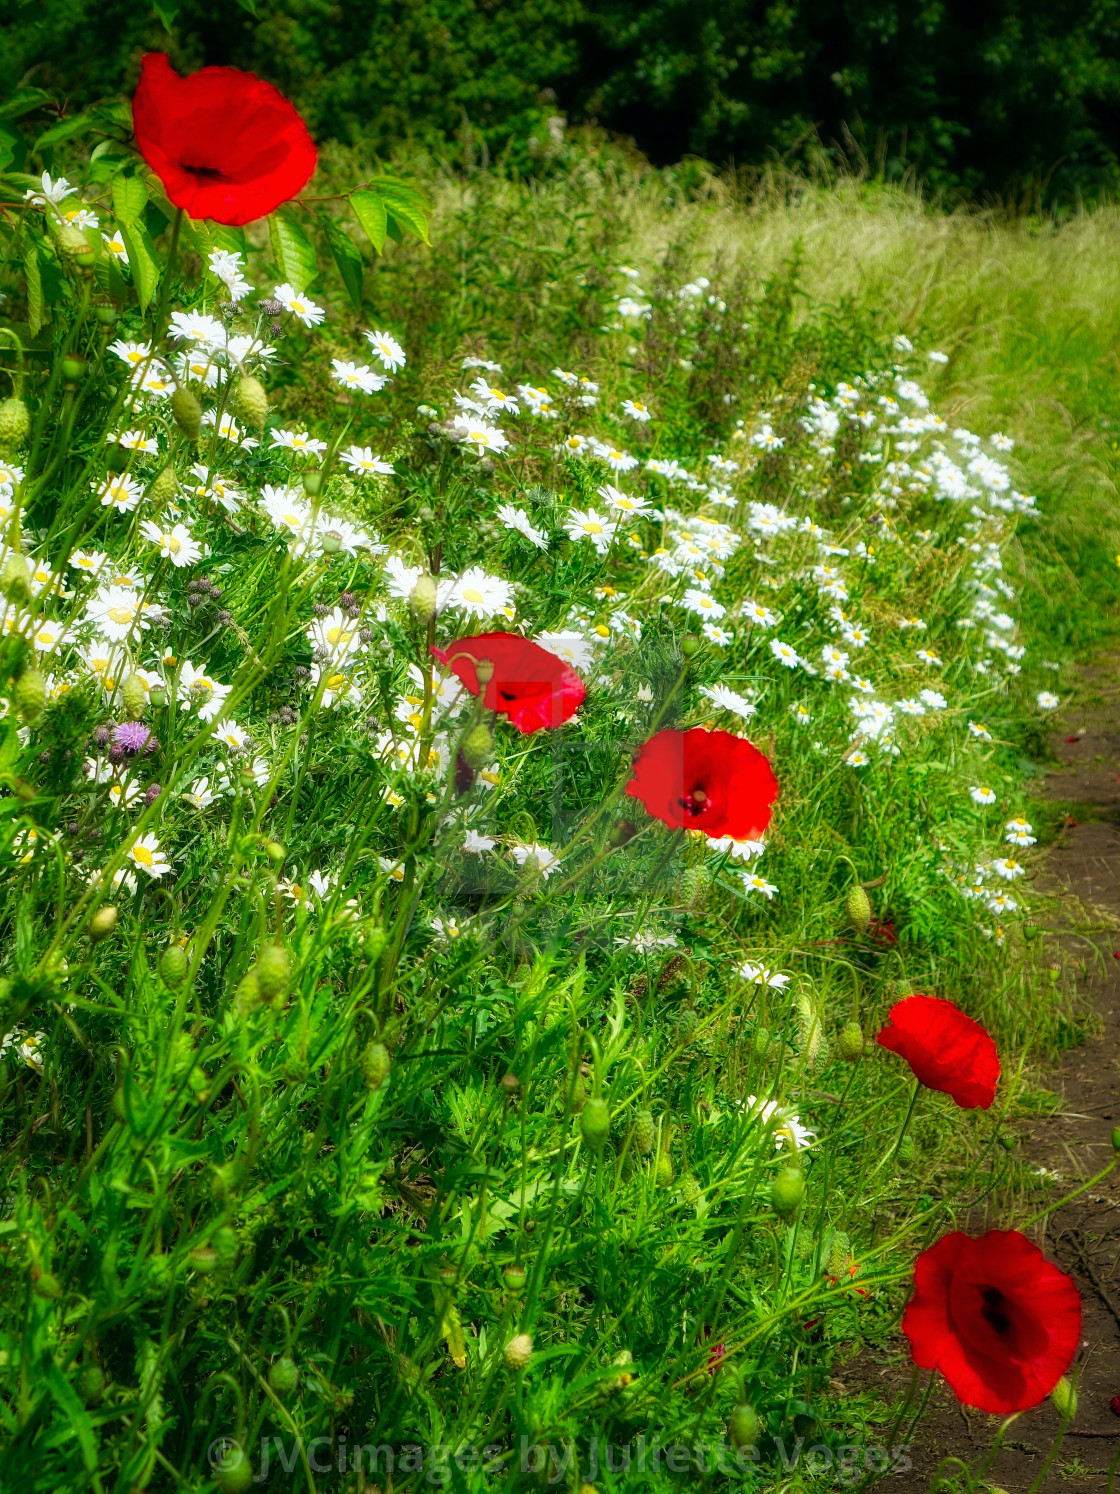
[580,1096,611,1151]
[230,374,269,429]
[160,944,189,987]
[753,1025,771,1060]
[1051,1375,1077,1422]
[212,1225,239,1270]
[795,991,829,1072]
[15,667,47,722]
[149,685,167,709]
[845,883,871,935]
[680,1172,700,1207]
[61,356,87,383]
[502,1263,527,1294]
[147,464,178,506]
[999,1133,1016,1151]
[503,1332,533,1372]
[897,1134,916,1165]
[120,672,148,721]
[214,1444,254,1494]
[409,573,438,624]
[827,1231,851,1279]
[359,1040,391,1091]
[838,1021,864,1063]
[631,1109,655,1156]
[33,1271,62,1300]
[256,944,291,1004]
[170,386,202,441]
[189,1245,218,1276]
[680,634,701,658]
[235,968,261,1012]
[770,1166,805,1220]
[302,468,323,497]
[728,1403,761,1450]
[0,552,32,606]
[88,905,119,943]
[79,1363,106,1403]
[655,1150,674,1187]
[268,1356,300,1397]
[460,722,492,770]
[0,397,31,452]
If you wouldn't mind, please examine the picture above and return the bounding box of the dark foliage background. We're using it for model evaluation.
[5,0,1120,201]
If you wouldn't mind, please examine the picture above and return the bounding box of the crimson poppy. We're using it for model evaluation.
[430,633,585,734]
[903,1229,1080,1413]
[132,53,317,226]
[625,727,778,841]
[876,994,999,1110]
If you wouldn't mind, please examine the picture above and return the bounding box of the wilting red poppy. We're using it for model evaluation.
[431,633,585,734]
[876,994,999,1110]
[625,727,778,841]
[132,53,317,226]
[903,1230,1080,1413]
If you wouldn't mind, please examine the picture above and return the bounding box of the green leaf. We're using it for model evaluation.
[0,88,51,122]
[46,1362,98,1474]
[350,189,387,254]
[34,114,97,151]
[117,220,161,312]
[152,1,179,30]
[268,210,317,290]
[371,179,431,244]
[22,241,42,337]
[111,175,149,226]
[317,212,363,309]
[385,216,404,246]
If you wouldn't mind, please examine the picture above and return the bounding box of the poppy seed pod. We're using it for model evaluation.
[256,944,291,1003]
[189,1245,218,1276]
[502,1263,527,1293]
[14,667,46,722]
[230,375,269,429]
[170,386,202,441]
[770,1166,805,1219]
[1,553,32,605]
[581,1096,611,1151]
[409,573,438,624]
[0,397,30,452]
[845,883,871,935]
[503,1332,533,1371]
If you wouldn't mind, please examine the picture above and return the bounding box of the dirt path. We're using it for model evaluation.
[853,678,1120,1491]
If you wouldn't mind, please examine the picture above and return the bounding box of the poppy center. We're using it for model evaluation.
[980,1285,1011,1337]
[181,162,229,182]
[680,786,709,817]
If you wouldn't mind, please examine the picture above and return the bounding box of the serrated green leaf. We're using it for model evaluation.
[34,114,97,151]
[0,88,51,122]
[317,212,363,309]
[117,220,161,313]
[350,189,387,254]
[371,179,431,244]
[112,175,149,226]
[268,210,317,290]
[22,241,42,337]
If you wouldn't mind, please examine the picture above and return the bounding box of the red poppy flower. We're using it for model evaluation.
[132,53,317,226]
[903,1229,1080,1413]
[430,633,585,734]
[625,727,778,841]
[876,994,999,1110]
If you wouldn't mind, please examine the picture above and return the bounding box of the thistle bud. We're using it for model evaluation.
[1,552,32,605]
[502,1263,527,1294]
[460,722,492,770]
[120,672,148,721]
[268,1356,300,1397]
[256,944,291,1004]
[770,1166,805,1219]
[230,374,269,429]
[728,1403,761,1450]
[409,573,438,624]
[79,1364,106,1403]
[170,386,202,441]
[14,666,46,722]
[359,1040,391,1091]
[580,1096,611,1151]
[147,465,178,505]
[0,397,30,452]
[88,905,118,943]
[631,1109,655,1156]
[1051,1375,1077,1422]
[845,883,871,935]
[838,1021,864,1063]
[503,1332,533,1372]
[160,944,189,987]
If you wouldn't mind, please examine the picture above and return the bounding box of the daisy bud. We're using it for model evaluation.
[0,396,30,452]
[147,465,178,505]
[581,1095,611,1151]
[88,905,118,943]
[728,1403,761,1450]
[230,374,269,429]
[257,944,291,1004]
[502,1263,527,1293]
[79,1364,106,1403]
[121,673,148,722]
[460,722,492,770]
[268,1356,300,1397]
[1,552,32,605]
[1051,1375,1077,1422]
[170,386,202,441]
[845,883,871,935]
[770,1165,805,1219]
[838,1020,864,1063]
[359,1040,391,1091]
[503,1332,533,1372]
[14,666,46,722]
[409,573,438,624]
[655,1150,674,1186]
[826,1231,851,1279]
[632,1109,655,1156]
[302,469,323,497]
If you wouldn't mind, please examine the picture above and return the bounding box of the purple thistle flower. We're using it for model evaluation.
[112,722,151,756]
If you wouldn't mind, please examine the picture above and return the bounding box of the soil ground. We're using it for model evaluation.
[848,674,1120,1492]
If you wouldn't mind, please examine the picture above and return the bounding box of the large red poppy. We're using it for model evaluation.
[431,633,585,734]
[876,994,999,1110]
[625,727,778,841]
[132,53,317,226]
[903,1230,1080,1413]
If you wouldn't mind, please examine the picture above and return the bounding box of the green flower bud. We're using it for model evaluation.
[230,374,269,429]
[256,944,291,1004]
[0,397,31,452]
[827,1231,851,1279]
[33,1271,61,1300]
[845,883,871,935]
[631,1109,655,1156]
[460,721,492,770]
[302,468,323,497]
[189,1245,218,1276]
[502,1263,527,1294]
[268,1356,300,1397]
[655,1150,674,1186]
[235,968,261,1012]
[212,1225,239,1270]
[15,666,47,722]
[1051,1375,1077,1422]
[753,1025,771,1060]
[728,1403,761,1450]
[409,573,438,624]
[120,672,148,721]
[359,1040,391,1091]
[678,863,712,909]
[0,552,31,606]
[795,991,829,1071]
[680,1172,700,1207]
[608,818,637,847]
[170,386,202,441]
[213,1444,254,1494]
[264,839,286,864]
[838,1021,864,1063]
[581,1096,611,1151]
[147,464,178,505]
[160,944,189,987]
[79,1363,106,1403]
[680,635,701,658]
[503,1332,533,1371]
[88,905,119,943]
[897,1134,916,1165]
[770,1166,805,1219]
